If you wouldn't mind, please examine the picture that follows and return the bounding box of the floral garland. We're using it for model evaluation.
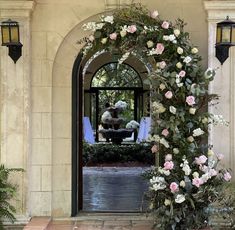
[81,4,233,230]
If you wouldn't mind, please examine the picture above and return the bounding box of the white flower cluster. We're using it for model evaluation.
[114,100,127,110]
[150,176,166,191]
[101,111,112,123]
[158,167,170,176]
[82,22,104,31]
[163,34,177,43]
[126,120,140,129]
[143,25,159,32]
[210,114,229,126]
[192,128,205,137]
[180,156,191,176]
[102,15,114,24]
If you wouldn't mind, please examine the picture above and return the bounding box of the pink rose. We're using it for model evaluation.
[165,91,173,99]
[161,21,169,29]
[109,32,117,40]
[164,161,174,170]
[186,96,196,106]
[224,172,232,181]
[209,169,217,177]
[88,35,95,42]
[165,154,172,161]
[195,155,207,165]
[156,43,165,55]
[127,25,137,33]
[159,61,166,69]
[151,144,158,153]
[192,178,203,188]
[170,182,179,193]
[179,70,186,77]
[217,153,224,161]
[150,10,159,19]
[162,129,169,137]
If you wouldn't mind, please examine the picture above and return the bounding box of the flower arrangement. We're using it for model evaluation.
[81,4,234,229]
[126,120,140,129]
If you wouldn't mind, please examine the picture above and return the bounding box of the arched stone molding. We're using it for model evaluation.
[204,1,235,179]
[0,0,35,223]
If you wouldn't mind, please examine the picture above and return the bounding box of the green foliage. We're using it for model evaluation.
[0,165,23,229]
[83,143,154,166]
[82,3,233,229]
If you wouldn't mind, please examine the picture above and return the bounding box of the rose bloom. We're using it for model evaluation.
[176,62,182,69]
[224,172,232,181]
[174,29,180,37]
[165,91,173,99]
[179,70,186,77]
[159,83,166,90]
[162,129,169,137]
[127,25,137,33]
[191,47,198,54]
[151,144,158,153]
[195,155,207,165]
[180,180,186,188]
[192,177,203,188]
[147,40,154,48]
[150,10,159,19]
[189,108,196,115]
[109,32,117,40]
[155,43,165,55]
[173,148,179,154]
[88,35,95,42]
[164,161,174,170]
[177,47,183,54]
[165,154,172,161]
[161,21,169,29]
[158,61,166,69]
[101,37,108,44]
[164,199,171,206]
[120,30,127,37]
[193,172,199,178]
[187,136,194,142]
[186,95,196,106]
[170,182,179,193]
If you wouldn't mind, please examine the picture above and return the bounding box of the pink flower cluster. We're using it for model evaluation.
[127,25,137,33]
[165,91,173,99]
[186,95,196,106]
[170,182,179,193]
[195,155,207,165]
[155,43,165,55]
[161,129,169,137]
[192,178,203,188]
[164,161,174,170]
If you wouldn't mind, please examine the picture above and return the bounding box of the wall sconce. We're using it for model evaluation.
[1,19,23,63]
[215,16,235,65]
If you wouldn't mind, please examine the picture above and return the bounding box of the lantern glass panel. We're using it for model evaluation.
[10,26,19,43]
[232,27,235,43]
[1,26,10,44]
[221,26,231,43]
[216,26,222,43]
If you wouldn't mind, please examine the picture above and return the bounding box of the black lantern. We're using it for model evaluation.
[215,16,235,65]
[1,19,23,63]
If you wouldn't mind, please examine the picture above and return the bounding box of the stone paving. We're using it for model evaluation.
[23,215,154,230]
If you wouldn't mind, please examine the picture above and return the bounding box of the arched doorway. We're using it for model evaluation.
[72,51,152,214]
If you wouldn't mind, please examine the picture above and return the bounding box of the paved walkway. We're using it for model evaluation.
[23,215,154,230]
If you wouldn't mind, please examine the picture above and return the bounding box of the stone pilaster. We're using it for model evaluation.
[0,0,35,221]
[204,1,235,178]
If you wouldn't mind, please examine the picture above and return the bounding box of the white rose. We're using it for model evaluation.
[104,15,114,24]
[147,40,154,48]
[173,148,179,154]
[174,29,180,37]
[101,37,108,44]
[159,83,166,90]
[193,172,199,178]
[183,165,191,176]
[187,136,194,142]
[191,47,198,54]
[163,35,169,41]
[202,117,208,124]
[175,194,186,203]
[193,128,205,137]
[180,180,186,188]
[163,170,171,176]
[183,56,192,64]
[177,47,183,55]
[120,30,127,37]
[169,106,177,114]
[169,34,176,41]
[164,199,171,206]
[176,62,182,69]
[189,108,196,115]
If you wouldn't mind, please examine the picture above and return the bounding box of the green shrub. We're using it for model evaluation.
[83,143,154,165]
[0,165,23,229]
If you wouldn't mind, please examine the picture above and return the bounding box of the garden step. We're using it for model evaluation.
[23,217,51,230]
